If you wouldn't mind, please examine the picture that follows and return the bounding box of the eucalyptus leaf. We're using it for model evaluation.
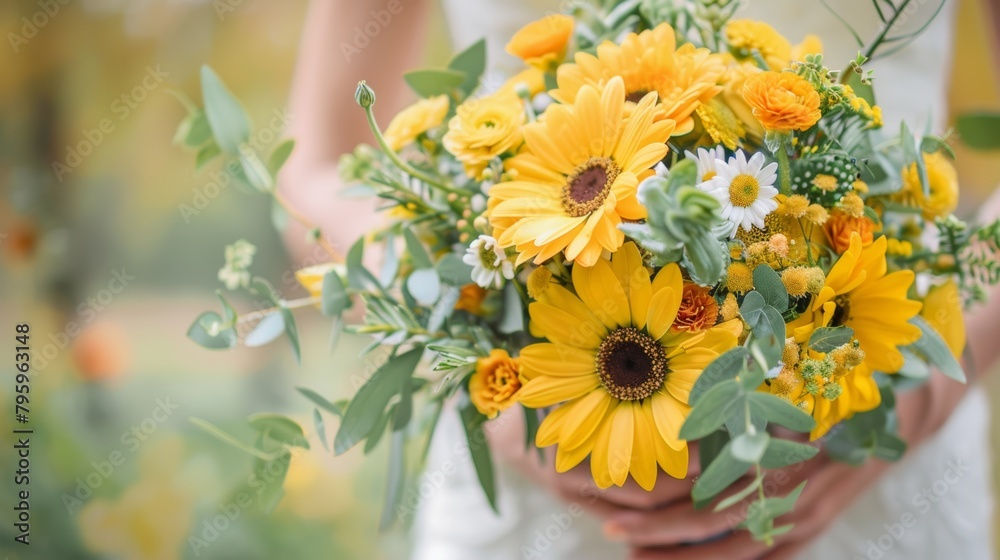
[731,431,771,463]
[322,269,350,316]
[403,228,434,269]
[460,403,498,512]
[907,316,966,383]
[809,326,855,353]
[296,387,345,417]
[279,307,301,364]
[760,439,820,468]
[248,413,310,449]
[448,39,486,97]
[403,68,467,98]
[692,441,752,502]
[334,346,423,455]
[752,265,788,312]
[187,311,237,349]
[407,268,442,306]
[313,409,329,452]
[436,253,474,285]
[378,430,407,530]
[498,282,524,334]
[200,66,251,154]
[244,312,285,347]
[689,347,748,405]
[748,392,815,432]
[268,139,295,175]
[679,380,743,440]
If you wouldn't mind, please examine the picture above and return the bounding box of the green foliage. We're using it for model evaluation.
[404,69,468,98]
[956,112,1000,150]
[200,66,251,155]
[808,326,855,353]
[447,39,487,98]
[460,400,498,512]
[907,316,966,383]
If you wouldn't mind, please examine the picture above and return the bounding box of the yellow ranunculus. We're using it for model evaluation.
[743,71,822,132]
[443,91,525,179]
[469,349,523,419]
[505,14,574,70]
[497,67,547,98]
[725,19,792,70]
[898,151,959,220]
[922,279,966,359]
[383,95,450,152]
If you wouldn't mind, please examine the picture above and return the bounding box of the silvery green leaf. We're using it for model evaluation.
[407,268,442,306]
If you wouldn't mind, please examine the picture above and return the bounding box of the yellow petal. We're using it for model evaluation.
[590,407,616,489]
[651,391,689,450]
[572,256,630,329]
[535,285,608,336]
[608,401,634,487]
[646,287,680,341]
[610,242,653,330]
[518,343,597,378]
[652,263,683,296]
[561,390,616,451]
[535,403,575,447]
[528,302,605,349]
[518,374,600,408]
[630,401,658,491]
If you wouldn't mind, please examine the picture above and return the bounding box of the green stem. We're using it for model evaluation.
[364,106,466,196]
[839,0,915,82]
[776,137,792,196]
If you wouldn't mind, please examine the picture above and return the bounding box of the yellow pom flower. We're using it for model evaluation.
[488,77,673,267]
[720,292,740,321]
[526,266,555,300]
[805,203,829,225]
[517,243,742,489]
[812,173,838,192]
[725,19,792,70]
[506,14,574,70]
[781,266,812,297]
[552,23,725,136]
[444,92,526,179]
[383,95,450,152]
[838,191,866,218]
[726,262,754,293]
[853,179,869,193]
[781,194,810,218]
[782,338,801,367]
[921,279,965,358]
[470,349,524,419]
[886,238,913,258]
[743,71,822,132]
[898,151,959,220]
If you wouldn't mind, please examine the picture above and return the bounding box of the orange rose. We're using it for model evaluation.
[743,71,821,132]
[672,283,720,333]
[469,349,523,419]
[823,210,874,254]
[505,14,574,69]
[455,284,488,315]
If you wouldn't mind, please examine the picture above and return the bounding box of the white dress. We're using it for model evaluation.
[413,1,994,558]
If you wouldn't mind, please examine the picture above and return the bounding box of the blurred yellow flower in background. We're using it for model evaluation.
[506,14,574,70]
[553,23,725,136]
[489,77,673,266]
[922,279,966,359]
[469,349,523,418]
[791,34,824,62]
[294,262,342,298]
[720,59,766,141]
[443,91,526,178]
[383,95,450,152]
[725,19,792,70]
[497,67,547,98]
[898,151,959,220]
[79,438,198,560]
[743,71,822,132]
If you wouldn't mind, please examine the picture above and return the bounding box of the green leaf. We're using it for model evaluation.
[907,316,966,383]
[522,406,544,462]
[730,431,770,463]
[250,277,281,304]
[189,417,275,461]
[698,430,730,476]
[239,150,273,192]
[378,430,407,530]
[448,39,487,97]
[679,380,743,440]
[364,407,393,453]
[279,307,301,364]
[334,346,423,455]
[748,392,815,432]
[956,112,1000,150]
[216,291,237,327]
[873,432,907,461]
[750,305,785,367]
[690,347,748,405]
[252,451,292,513]
[436,253,474,285]
[268,138,295,175]
[692,441,752,502]
[321,269,350,316]
[921,135,956,159]
[752,265,788,312]
[406,268,442,306]
[346,237,367,290]
[809,326,855,353]
[296,387,345,417]
[244,312,285,347]
[740,291,766,326]
[248,413,310,449]
[313,409,329,452]
[174,109,214,149]
[200,66,251,154]
[498,281,524,334]
[845,71,875,106]
[187,311,237,349]
[195,143,221,169]
[403,229,434,269]
[760,438,820,468]
[460,403,498,512]
[403,68,467,98]
[901,121,929,196]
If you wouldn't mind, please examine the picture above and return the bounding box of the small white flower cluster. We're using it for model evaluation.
[686,147,780,237]
[218,239,257,290]
[463,235,515,289]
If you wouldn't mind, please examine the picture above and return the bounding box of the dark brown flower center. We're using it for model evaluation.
[831,294,851,326]
[596,327,667,401]
[562,157,619,217]
[626,90,651,103]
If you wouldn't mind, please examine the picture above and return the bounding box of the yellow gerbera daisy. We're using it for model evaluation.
[786,232,923,437]
[488,76,674,267]
[517,243,742,490]
[551,23,725,136]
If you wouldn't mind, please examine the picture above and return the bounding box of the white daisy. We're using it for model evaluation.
[702,151,779,236]
[685,145,727,185]
[463,235,514,289]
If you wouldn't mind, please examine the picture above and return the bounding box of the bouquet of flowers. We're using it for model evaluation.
[177,0,1000,543]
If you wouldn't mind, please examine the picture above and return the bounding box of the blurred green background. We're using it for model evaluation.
[0,1,998,559]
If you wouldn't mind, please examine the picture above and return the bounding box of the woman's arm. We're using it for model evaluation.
[279,0,432,263]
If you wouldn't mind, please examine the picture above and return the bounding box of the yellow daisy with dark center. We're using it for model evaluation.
[488,76,674,267]
[517,243,742,490]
